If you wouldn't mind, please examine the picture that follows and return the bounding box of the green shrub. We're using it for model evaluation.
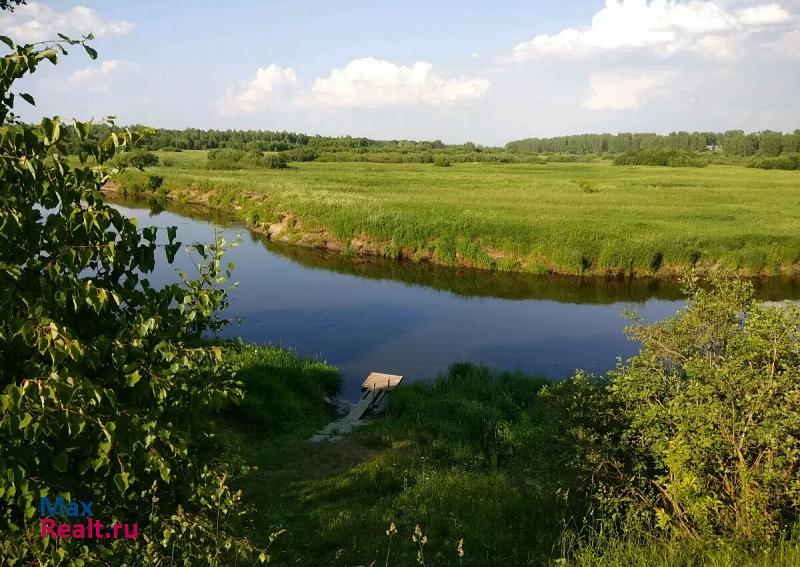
[113,148,159,168]
[207,148,289,170]
[572,275,800,541]
[614,149,708,167]
[147,174,164,191]
[207,147,247,170]
[747,153,800,170]
[433,155,451,167]
[260,153,288,169]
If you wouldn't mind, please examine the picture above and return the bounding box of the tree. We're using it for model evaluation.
[0,0,26,12]
[759,131,783,157]
[595,275,800,541]
[0,34,269,564]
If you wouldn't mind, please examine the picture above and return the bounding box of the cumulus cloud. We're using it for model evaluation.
[217,65,298,115]
[582,71,672,111]
[511,0,793,61]
[68,60,127,93]
[0,2,134,43]
[306,57,490,107]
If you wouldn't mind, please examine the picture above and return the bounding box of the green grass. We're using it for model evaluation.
[222,350,799,566]
[117,150,800,277]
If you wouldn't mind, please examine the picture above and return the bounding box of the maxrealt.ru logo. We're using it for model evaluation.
[40,496,138,540]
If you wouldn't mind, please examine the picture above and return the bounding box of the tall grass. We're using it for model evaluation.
[117,151,800,276]
[222,355,800,565]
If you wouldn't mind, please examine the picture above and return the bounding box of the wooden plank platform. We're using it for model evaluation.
[310,372,403,442]
[363,372,403,390]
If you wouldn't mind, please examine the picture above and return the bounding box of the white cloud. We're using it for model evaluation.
[0,2,134,44]
[763,26,800,54]
[511,0,792,61]
[737,3,793,25]
[582,71,672,111]
[306,57,490,108]
[217,64,298,115]
[68,60,127,93]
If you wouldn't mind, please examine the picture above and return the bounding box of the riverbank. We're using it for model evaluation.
[110,152,800,278]
[224,343,800,566]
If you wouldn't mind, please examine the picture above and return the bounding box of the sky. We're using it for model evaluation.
[2,0,799,145]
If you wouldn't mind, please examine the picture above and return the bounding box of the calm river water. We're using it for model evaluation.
[110,200,800,399]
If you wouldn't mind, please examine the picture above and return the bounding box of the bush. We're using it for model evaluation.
[208,148,289,170]
[572,275,800,541]
[614,149,708,167]
[207,147,247,170]
[113,148,159,168]
[433,155,451,167]
[147,174,164,191]
[747,153,800,170]
[260,153,288,169]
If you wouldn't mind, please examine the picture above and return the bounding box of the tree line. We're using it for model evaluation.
[506,130,800,156]
[59,126,800,160]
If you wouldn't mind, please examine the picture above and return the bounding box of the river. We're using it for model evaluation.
[110,199,800,399]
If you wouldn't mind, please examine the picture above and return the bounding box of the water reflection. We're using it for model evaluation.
[105,196,800,399]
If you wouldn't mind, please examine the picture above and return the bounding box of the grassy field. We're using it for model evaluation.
[117,150,800,276]
[223,345,800,566]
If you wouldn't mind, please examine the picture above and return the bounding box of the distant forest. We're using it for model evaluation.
[506,130,800,156]
[59,125,800,159]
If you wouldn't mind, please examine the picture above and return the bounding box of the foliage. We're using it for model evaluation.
[748,153,800,171]
[613,149,708,167]
[206,148,288,170]
[433,155,451,167]
[261,153,288,169]
[0,0,25,12]
[508,130,800,157]
[112,147,159,168]
[146,173,164,190]
[0,34,270,564]
[573,275,800,541]
[207,147,247,169]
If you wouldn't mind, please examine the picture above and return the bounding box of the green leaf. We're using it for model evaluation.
[73,119,92,140]
[113,472,129,494]
[83,45,98,60]
[0,36,13,49]
[126,370,141,387]
[18,413,32,429]
[19,93,35,106]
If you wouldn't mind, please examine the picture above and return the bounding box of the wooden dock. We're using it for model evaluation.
[311,372,403,442]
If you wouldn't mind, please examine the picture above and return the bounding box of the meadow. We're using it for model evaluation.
[118,150,800,277]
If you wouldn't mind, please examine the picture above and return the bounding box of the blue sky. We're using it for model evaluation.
[3,0,799,144]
